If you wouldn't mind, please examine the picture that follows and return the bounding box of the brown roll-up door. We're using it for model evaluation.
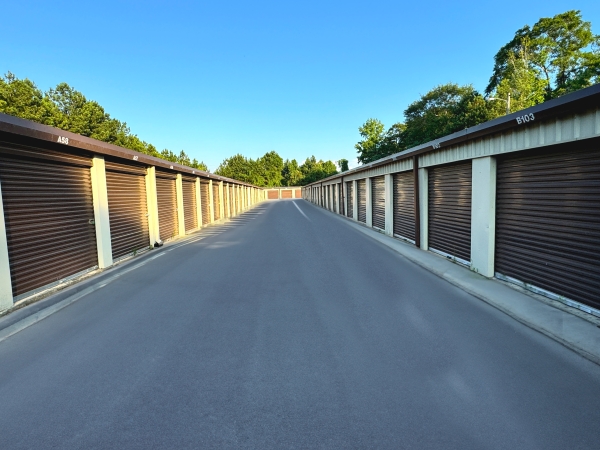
[0,149,97,297]
[357,179,367,223]
[213,183,221,220]
[295,189,301,198]
[105,161,150,259]
[338,184,344,216]
[268,190,278,199]
[156,172,178,241]
[393,171,415,241]
[182,177,197,232]
[200,181,210,224]
[495,144,600,311]
[346,182,353,218]
[372,176,385,230]
[428,161,472,263]
[282,190,292,199]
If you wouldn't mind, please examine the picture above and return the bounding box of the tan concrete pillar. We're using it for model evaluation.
[195,177,203,228]
[145,166,160,245]
[471,157,497,277]
[419,168,428,250]
[384,174,393,236]
[176,174,185,236]
[0,178,14,312]
[90,156,113,269]
[208,180,215,223]
[219,182,225,219]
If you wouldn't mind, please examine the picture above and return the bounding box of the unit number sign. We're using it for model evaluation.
[516,113,535,125]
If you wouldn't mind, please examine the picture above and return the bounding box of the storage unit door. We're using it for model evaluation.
[200,181,210,224]
[268,190,278,199]
[182,177,197,232]
[156,173,178,241]
[346,182,353,218]
[0,149,97,297]
[428,161,472,263]
[282,190,292,199]
[393,171,415,241]
[213,184,221,220]
[495,144,600,311]
[371,176,385,230]
[105,161,150,259]
[338,184,344,216]
[295,189,301,198]
[357,179,367,223]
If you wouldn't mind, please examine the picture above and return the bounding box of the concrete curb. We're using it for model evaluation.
[307,201,600,367]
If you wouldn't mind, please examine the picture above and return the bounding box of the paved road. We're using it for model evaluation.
[0,200,599,449]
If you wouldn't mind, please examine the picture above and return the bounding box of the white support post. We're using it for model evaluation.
[247,187,251,207]
[471,157,497,277]
[418,168,428,250]
[176,174,185,236]
[208,180,215,223]
[292,188,296,199]
[146,166,160,245]
[352,180,358,221]
[0,179,14,312]
[195,178,203,228]
[366,177,373,227]
[384,174,393,236]
[219,182,225,219]
[90,156,113,269]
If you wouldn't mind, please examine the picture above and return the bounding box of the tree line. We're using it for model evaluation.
[0,74,208,170]
[214,152,338,187]
[356,10,600,164]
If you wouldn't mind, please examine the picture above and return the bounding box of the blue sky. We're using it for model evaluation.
[2,1,599,171]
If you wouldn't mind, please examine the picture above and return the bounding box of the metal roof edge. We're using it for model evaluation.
[0,112,261,188]
[304,83,600,186]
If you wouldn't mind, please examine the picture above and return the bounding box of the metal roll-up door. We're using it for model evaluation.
[357,179,367,223]
[156,172,178,241]
[200,181,210,224]
[0,145,97,297]
[295,189,301,198]
[213,183,221,220]
[393,171,415,242]
[268,190,278,199]
[282,190,292,198]
[182,176,197,232]
[338,184,344,216]
[496,144,600,311]
[346,182,353,218]
[428,161,472,264]
[105,160,150,259]
[372,176,385,230]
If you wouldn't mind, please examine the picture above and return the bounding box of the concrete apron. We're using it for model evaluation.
[318,204,600,367]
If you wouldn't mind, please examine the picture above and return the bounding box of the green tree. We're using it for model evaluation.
[337,158,349,172]
[402,83,494,149]
[355,118,385,164]
[298,156,338,184]
[487,10,600,100]
[259,151,284,187]
[282,159,303,186]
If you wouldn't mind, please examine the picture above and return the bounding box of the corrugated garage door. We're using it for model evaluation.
[393,171,415,242]
[0,144,97,297]
[357,179,367,223]
[372,176,385,230]
[496,145,600,311]
[295,189,301,198]
[105,160,150,259]
[268,190,278,199]
[346,182,353,218]
[213,183,221,220]
[428,161,472,264]
[182,176,197,232]
[156,172,178,241]
[282,190,292,198]
[200,180,210,224]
